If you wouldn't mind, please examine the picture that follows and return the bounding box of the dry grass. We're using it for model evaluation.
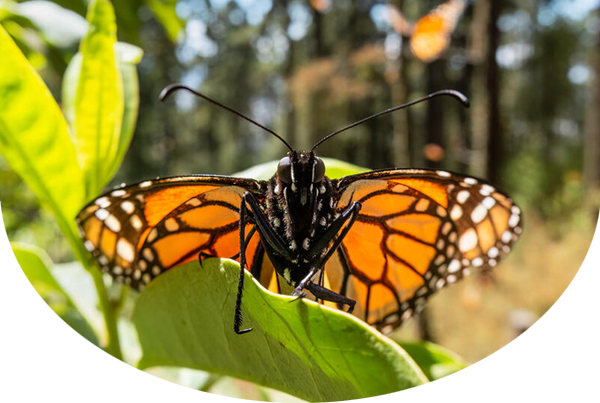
[393,214,594,364]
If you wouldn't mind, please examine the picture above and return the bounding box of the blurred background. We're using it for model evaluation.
[1,0,599,398]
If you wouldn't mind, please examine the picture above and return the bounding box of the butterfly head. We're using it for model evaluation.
[277,151,326,205]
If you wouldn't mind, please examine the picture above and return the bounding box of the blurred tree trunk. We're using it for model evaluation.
[584,24,600,197]
[425,59,447,169]
[281,0,297,148]
[389,0,411,168]
[469,0,501,182]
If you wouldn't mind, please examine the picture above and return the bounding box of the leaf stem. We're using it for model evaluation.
[57,214,123,360]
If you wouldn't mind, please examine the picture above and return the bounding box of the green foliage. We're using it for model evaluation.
[397,341,467,381]
[0,24,85,226]
[0,243,60,296]
[70,0,124,197]
[134,259,427,401]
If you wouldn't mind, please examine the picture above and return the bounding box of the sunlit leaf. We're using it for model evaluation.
[64,41,143,185]
[400,343,600,403]
[134,259,427,401]
[105,42,143,182]
[0,242,62,295]
[145,0,184,42]
[0,24,85,225]
[14,1,88,48]
[18,309,116,391]
[72,0,123,197]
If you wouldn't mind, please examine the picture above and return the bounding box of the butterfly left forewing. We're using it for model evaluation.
[76,175,261,289]
[328,168,522,332]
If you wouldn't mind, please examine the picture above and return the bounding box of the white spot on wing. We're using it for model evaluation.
[448,259,461,273]
[508,214,520,228]
[470,205,487,224]
[450,205,463,220]
[456,190,470,204]
[130,215,143,230]
[140,181,152,188]
[117,239,135,262]
[95,209,109,221]
[165,218,180,232]
[120,201,135,214]
[105,215,121,232]
[95,197,111,208]
[482,197,496,209]
[458,229,478,252]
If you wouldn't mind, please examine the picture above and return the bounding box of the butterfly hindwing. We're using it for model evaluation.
[76,175,262,290]
[322,168,522,332]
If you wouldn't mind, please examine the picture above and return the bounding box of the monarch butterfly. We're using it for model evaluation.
[386,0,467,62]
[76,85,522,335]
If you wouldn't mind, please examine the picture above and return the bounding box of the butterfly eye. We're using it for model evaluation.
[313,157,325,183]
[277,156,293,183]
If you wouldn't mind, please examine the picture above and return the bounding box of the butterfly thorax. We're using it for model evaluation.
[260,151,338,285]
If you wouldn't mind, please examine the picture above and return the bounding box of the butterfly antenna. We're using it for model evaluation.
[311,89,470,151]
[160,83,294,152]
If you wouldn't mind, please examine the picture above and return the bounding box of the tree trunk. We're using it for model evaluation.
[469,0,501,181]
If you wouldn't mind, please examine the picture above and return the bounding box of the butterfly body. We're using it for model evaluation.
[260,151,346,289]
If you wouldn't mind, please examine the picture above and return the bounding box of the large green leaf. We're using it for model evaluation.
[72,0,123,197]
[63,41,143,184]
[0,24,85,225]
[134,259,427,401]
[18,309,117,391]
[0,242,62,295]
[400,343,600,403]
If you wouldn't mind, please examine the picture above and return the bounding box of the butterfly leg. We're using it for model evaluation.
[292,201,361,297]
[306,282,356,314]
[234,192,294,335]
[234,193,254,335]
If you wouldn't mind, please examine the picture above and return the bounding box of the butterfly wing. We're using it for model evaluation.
[322,168,522,332]
[76,175,263,290]
[410,0,466,62]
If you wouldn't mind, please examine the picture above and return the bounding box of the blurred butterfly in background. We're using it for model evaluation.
[385,0,467,62]
[76,85,522,335]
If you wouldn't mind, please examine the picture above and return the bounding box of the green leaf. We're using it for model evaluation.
[133,259,427,401]
[104,42,142,182]
[72,0,123,197]
[235,157,368,180]
[63,42,142,161]
[18,309,117,391]
[0,242,62,295]
[400,343,600,403]
[145,0,184,42]
[0,389,41,403]
[0,24,85,224]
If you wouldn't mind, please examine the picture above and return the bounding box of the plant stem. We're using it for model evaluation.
[59,216,122,359]
[90,266,122,359]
